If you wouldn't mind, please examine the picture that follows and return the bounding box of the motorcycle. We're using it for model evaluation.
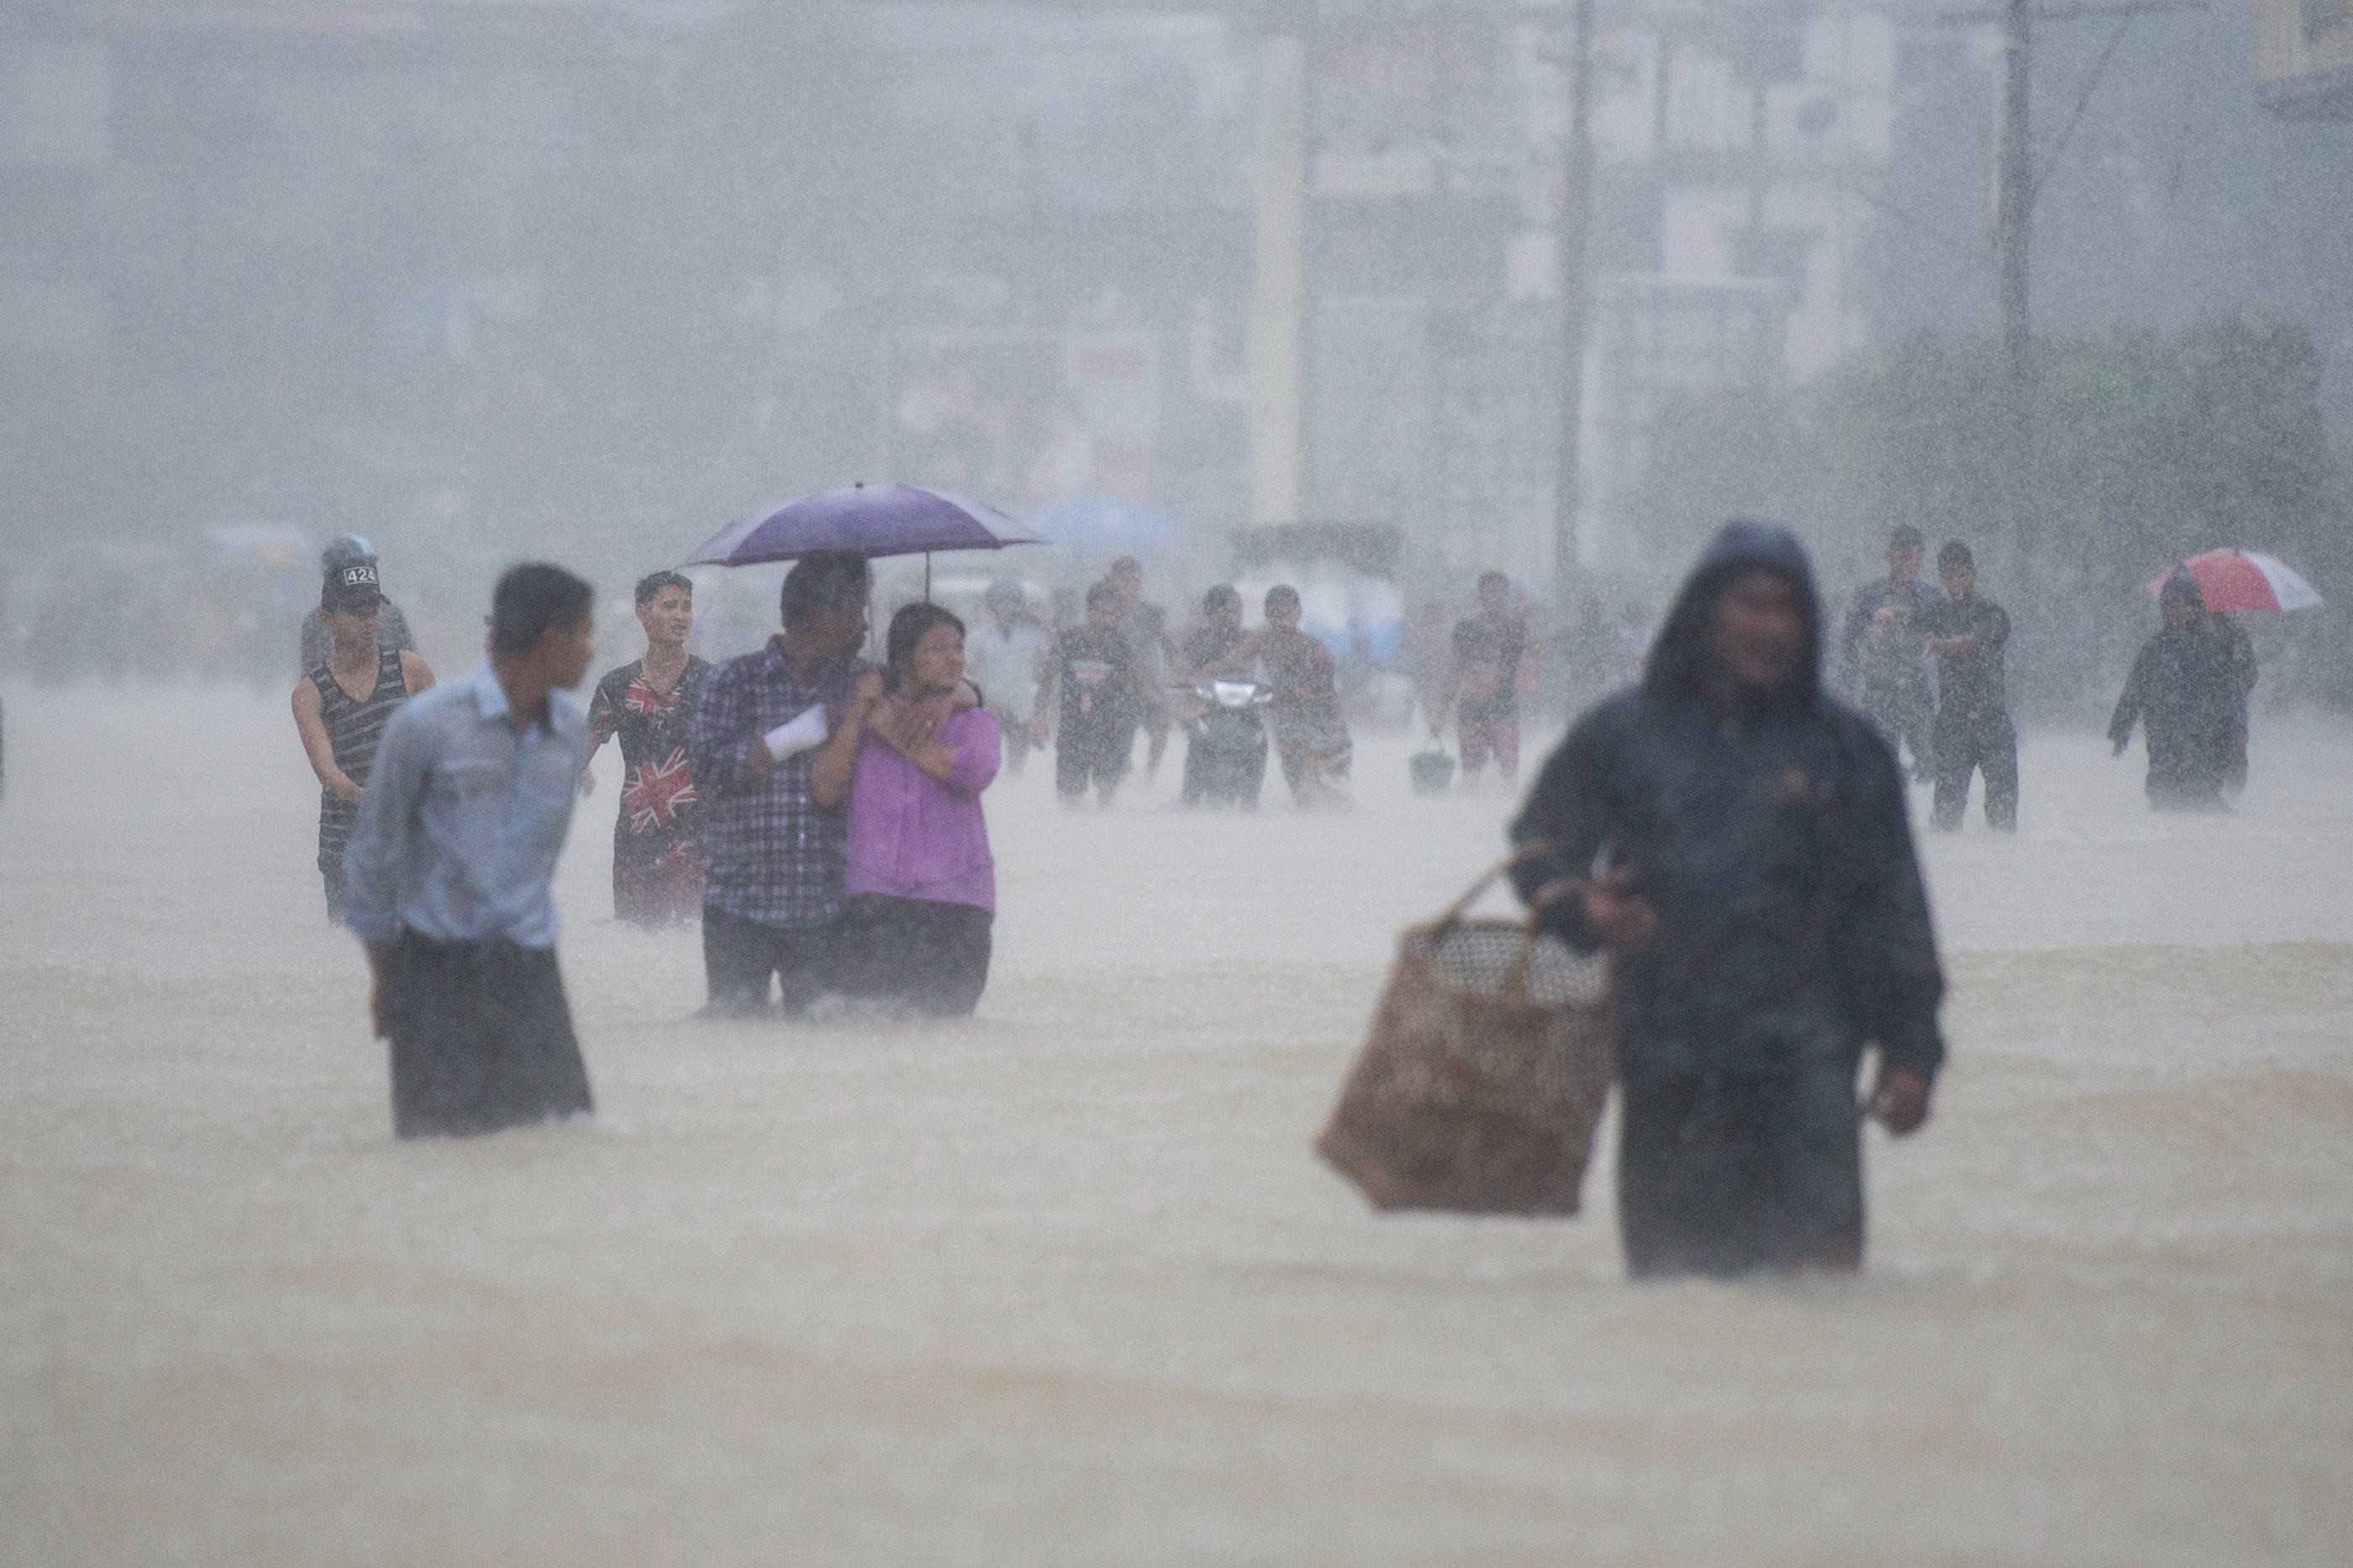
[1179,678,1272,808]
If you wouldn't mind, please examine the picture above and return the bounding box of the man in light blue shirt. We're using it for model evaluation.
[343,564,600,1138]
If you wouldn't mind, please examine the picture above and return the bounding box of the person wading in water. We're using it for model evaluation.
[343,563,601,1139]
[582,570,711,925]
[1508,520,1946,1279]
[292,560,433,924]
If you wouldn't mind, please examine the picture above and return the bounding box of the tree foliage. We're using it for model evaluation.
[1639,322,2331,588]
[1629,321,2340,704]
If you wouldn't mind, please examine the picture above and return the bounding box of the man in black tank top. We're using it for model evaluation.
[293,562,434,923]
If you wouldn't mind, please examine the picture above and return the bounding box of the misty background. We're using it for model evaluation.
[3,0,2349,714]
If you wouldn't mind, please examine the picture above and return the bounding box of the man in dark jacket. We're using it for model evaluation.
[1922,540,2017,832]
[1509,521,1945,1279]
[1838,525,1937,781]
[2108,569,2243,811]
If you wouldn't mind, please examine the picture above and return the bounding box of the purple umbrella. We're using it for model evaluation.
[682,483,1044,598]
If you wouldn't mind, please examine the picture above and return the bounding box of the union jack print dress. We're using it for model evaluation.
[587,655,713,924]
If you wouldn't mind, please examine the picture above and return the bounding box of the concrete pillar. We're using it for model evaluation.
[1247,29,1306,525]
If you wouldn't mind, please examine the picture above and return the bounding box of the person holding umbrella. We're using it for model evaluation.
[678,486,1034,1014]
[2109,568,2247,811]
[689,551,881,1016]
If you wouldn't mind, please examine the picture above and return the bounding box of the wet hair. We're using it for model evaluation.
[778,550,871,630]
[883,601,965,692]
[1108,555,1143,577]
[1203,584,1241,615]
[1889,525,1924,550]
[1265,584,1301,611]
[635,569,692,606]
[1939,541,1974,570]
[490,563,594,658]
[1477,570,1509,592]
[1085,580,1120,614]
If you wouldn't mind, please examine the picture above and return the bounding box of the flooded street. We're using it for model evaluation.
[3,682,2349,1565]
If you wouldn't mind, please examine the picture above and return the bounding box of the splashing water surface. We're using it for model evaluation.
[3,685,2348,1565]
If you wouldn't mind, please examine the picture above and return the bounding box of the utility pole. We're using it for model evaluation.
[1553,0,1597,597]
[1246,16,1308,526]
[1943,0,2208,609]
[1994,0,2035,604]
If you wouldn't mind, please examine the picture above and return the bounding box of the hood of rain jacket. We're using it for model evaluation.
[1642,518,1824,704]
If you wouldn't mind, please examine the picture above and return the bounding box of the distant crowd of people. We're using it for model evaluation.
[287,533,1599,1141]
[282,514,2273,1296]
[1834,523,2260,825]
[301,550,1005,1136]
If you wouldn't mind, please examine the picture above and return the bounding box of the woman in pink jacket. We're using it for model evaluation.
[817,601,1002,1015]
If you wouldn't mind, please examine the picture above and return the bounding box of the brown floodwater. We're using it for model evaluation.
[3,683,2347,1565]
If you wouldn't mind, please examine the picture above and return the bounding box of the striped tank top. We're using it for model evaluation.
[309,645,408,866]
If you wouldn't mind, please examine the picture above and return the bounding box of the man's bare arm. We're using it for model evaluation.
[292,680,363,802]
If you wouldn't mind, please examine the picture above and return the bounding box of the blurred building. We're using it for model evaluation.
[1297,1,1899,584]
[2255,0,2353,118]
[8,0,2345,644]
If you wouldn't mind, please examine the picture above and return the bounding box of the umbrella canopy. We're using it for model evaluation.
[2145,549,2322,613]
[682,484,1043,568]
[1029,495,1184,556]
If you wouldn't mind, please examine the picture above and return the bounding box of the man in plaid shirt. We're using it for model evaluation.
[692,550,982,1016]
[691,552,879,1015]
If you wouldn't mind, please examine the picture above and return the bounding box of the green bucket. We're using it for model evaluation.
[1408,749,1456,797]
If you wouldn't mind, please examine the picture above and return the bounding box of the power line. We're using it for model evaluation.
[2030,13,2135,208]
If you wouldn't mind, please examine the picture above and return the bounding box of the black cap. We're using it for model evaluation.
[322,534,376,572]
[1889,525,1924,550]
[323,560,385,611]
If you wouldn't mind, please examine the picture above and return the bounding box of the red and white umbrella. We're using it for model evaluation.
[2145,549,2323,612]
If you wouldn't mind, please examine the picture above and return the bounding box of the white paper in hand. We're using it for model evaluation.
[763,702,830,763]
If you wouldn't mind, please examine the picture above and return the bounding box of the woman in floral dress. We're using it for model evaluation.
[584,571,712,925]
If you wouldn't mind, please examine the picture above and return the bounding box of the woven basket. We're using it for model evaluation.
[1317,852,1613,1215]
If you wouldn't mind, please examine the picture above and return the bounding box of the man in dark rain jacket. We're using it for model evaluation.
[1921,540,2017,833]
[1838,525,1937,781]
[2108,568,2243,811]
[1509,521,1946,1279]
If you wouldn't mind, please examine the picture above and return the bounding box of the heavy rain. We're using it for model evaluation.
[3,2,2350,1563]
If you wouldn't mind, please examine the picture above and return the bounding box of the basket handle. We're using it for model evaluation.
[1432,839,1553,932]
[1429,841,1560,1010]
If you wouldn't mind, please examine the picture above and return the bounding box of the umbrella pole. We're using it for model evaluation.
[924,552,932,602]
